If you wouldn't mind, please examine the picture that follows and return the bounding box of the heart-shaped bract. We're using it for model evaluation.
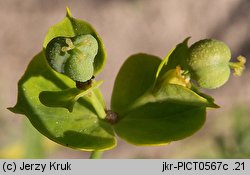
[46,34,98,82]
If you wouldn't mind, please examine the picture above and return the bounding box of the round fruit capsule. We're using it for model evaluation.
[187,39,245,89]
[46,34,98,83]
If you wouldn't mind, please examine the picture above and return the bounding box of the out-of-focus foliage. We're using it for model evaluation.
[0,119,56,158]
[214,107,250,158]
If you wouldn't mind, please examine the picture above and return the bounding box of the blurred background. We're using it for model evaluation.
[0,0,249,158]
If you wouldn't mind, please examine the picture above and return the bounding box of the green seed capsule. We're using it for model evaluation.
[187,39,232,89]
[46,34,98,83]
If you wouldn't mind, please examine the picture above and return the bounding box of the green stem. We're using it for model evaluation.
[88,91,106,119]
[89,151,103,159]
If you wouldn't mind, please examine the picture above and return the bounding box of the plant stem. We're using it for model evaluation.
[89,91,106,119]
[89,151,103,159]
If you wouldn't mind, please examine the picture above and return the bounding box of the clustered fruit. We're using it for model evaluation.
[46,36,245,90]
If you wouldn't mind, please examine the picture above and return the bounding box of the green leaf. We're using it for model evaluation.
[157,37,190,78]
[112,53,211,145]
[127,84,218,112]
[115,102,205,145]
[39,80,103,112]
[43,7,106,77]
[111,53,162,116]
[190,84,220,108]
[9,51,116,151]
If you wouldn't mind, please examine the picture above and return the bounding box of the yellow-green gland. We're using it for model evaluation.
[187,39,232,89]
[155,66,191,89]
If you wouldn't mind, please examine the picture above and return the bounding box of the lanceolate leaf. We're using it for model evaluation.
[9,52,116,151]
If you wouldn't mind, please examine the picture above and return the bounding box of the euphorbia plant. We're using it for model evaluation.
[9,8,246,158]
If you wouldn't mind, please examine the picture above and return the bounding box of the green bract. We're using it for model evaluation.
[187,39,245,89]
[46,34,98,82]
[111,53,217,145]
[9,8,246,155]
[8,8,115,151]
[8,52,116,151]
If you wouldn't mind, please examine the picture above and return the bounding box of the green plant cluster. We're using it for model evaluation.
[9,8,245,151]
